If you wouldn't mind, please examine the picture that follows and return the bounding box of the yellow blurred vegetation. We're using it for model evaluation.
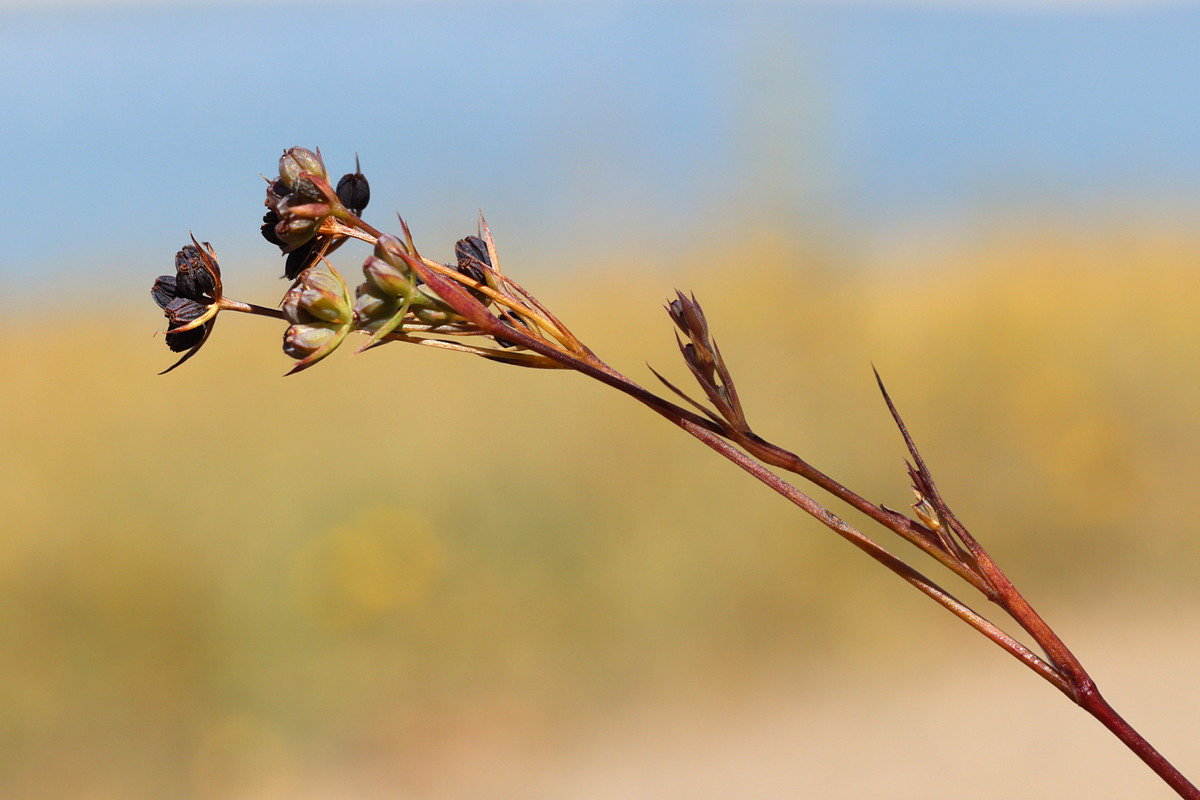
[1,220,1199,797]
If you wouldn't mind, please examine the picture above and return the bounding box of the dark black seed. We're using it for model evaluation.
[454,236,491,299]
[174,249,200,298]
[455,236,492,269]
[261,210,284,248]
[164,295,206,324]
[165,325,206,352]
[284,238,320,281]
[175,245,197,271]
[175,248,217,300]
[336,170,370,215]
[151,275,178,309]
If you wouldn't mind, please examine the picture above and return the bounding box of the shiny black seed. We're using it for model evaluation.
[174,246,217,299]
[454,236,491,287]
[151,275,178,309]
[284,238,320,281]
[455,236,491,269]
[165,325,206,353]
[336,169,370,215]
[261,210,284,248]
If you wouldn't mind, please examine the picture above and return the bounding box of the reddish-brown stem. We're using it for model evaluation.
[733,432,992,594]
[224,215,1197,797]
[615,383,1071,695]
[1081,687,1200,800]
[384,265,1071,692]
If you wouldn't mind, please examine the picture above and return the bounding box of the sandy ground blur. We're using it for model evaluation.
[286,604,1200,800]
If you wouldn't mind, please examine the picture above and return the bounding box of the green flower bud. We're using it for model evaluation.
[353,282,399,328]
[274,216,321,248]
[282,267,352,325]
[278,147,328,200]
[363,255,413,298]
[411,304,458,326]
[374,233,410,268]
[283,322,343,360]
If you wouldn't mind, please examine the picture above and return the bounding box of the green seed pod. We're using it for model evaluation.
[353,282,399,327]
[273,215,320,248]
[282,268,352,325]
[283,322,342,360]
[278,147,328,199]
[363,255,412,298]
[374,233,410,268]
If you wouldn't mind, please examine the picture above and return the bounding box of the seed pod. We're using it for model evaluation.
[283,322,342,360]
[363,255,413,298]
[455,235,492,270]
[174,245,218,299]
[273,215,320,248]
[336,155,370,216]
[353,282,399,328]
[374,233,410,268]
[261,210,285,248]
[284,239,322,281]
[162,296,208,351]
[278,147,328,200]
[282,267,353,325]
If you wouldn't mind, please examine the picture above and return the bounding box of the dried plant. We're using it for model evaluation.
[153,146,1199,798]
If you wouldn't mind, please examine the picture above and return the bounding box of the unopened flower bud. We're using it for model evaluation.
[411,301,457,326]
[274,215,321,248]
[353,282,399,328]
[283,268,352,325]
[374,233,410,268]
[283,322,343,360]
[278,147,328,199]
[363,255,413,298]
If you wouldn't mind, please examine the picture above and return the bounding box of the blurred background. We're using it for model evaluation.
[3,1,1200,798]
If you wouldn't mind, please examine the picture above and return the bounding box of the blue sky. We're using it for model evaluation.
[2,1,1199,291]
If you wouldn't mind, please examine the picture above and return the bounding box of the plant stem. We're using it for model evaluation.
[644,406,1071,695]
[1080,687,1200,800]
[223,217,1198,798]
[220,298,284,318]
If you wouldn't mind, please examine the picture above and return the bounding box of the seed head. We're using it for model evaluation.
[151,237,224,373]
[279,265,354,374]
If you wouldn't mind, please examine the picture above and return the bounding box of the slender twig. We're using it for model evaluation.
[153,147,1199,798]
